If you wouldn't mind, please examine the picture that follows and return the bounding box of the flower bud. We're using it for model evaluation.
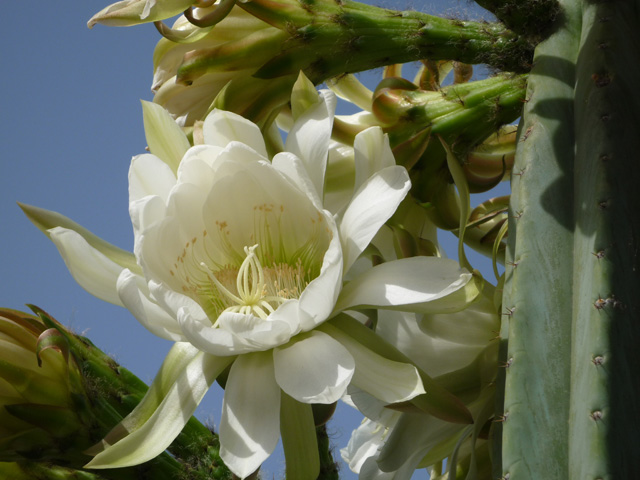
[88,0,198,28]
[0,307,231,479]
[151,6,295,125]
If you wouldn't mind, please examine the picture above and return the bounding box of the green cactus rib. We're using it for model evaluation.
[570,1,640,478]
[496,0,581,477]
[498,0,640,477]
[177,0,534,85]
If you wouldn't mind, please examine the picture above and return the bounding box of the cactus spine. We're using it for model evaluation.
[499,0,640,477]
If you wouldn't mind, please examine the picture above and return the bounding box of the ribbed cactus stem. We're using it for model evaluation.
[498,0,640,477]
[178,0,535,85]
[497,0,580,477]
[570,0,640,477]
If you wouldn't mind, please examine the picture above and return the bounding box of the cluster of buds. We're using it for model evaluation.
[88,0,534,129]
[0,307,232,479]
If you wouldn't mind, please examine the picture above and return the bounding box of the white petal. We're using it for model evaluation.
[273,330,354,404]
[86,348,231,468]
[48,227,124,306]
[296,220,343,331]
[320,324,424,404]
[129,153,176,203]
[203,109,268,157]
[220,351,281,478]
[376,310,486,378]
[353,127,395,193]
[284,89,335,199]
[341,417,390,474]
[178,310,293,356]
[149,280,208,322]
[339,166,410,272]
[334,257,472,314]
[141,100,190,173]
[116,270,184,342]
[129,196,167,249]
[419,290,499,346]
[271,151,323,210]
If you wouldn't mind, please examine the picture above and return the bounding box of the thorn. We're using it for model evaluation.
[592,249,606,260]
[495,412,509,423]
[591,72,611,88]
[592,355,605,367]
[499,357,514,368]
[590,410,603,422]
[513,167,527,178]
[594,295,607,311]
[503,306,516,317]
[506,261,519,269]
[521,125,534,142]
[512,210,523,220]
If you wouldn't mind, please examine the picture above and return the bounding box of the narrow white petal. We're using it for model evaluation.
[353,127,395,193]
[129,154,176,203]
[48,227,124,306]
[284,89,335,199]
[339,166,410,272]
[86,349,231,468]
[116,270,184,342]
[141,100,190,173]
[334,257,472,314]
[273,331,354,404]
[320,324,424,404]
[19,203,138,272]
[220,351,281,478]
[203,109,268,157]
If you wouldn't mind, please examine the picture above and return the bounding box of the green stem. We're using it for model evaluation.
[178,0,534,85]
[316,424,340,480]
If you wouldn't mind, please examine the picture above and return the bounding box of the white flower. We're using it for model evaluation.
[21,76,477,479]
[340,292,500,480]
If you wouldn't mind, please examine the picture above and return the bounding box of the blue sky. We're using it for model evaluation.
[1,1,506,478]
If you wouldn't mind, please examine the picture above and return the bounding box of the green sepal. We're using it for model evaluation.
[36,329,70,368]
[4,404,81,438]
[280,392,320,480]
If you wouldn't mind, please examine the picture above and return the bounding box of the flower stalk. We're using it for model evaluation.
[201,0,536,84]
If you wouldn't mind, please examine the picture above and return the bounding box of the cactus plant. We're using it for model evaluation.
[498,0,640,478]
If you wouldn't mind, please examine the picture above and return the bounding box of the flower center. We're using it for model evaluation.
[200,244,307,322]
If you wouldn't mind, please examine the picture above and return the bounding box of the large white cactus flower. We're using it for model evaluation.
[21,77,476,479]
